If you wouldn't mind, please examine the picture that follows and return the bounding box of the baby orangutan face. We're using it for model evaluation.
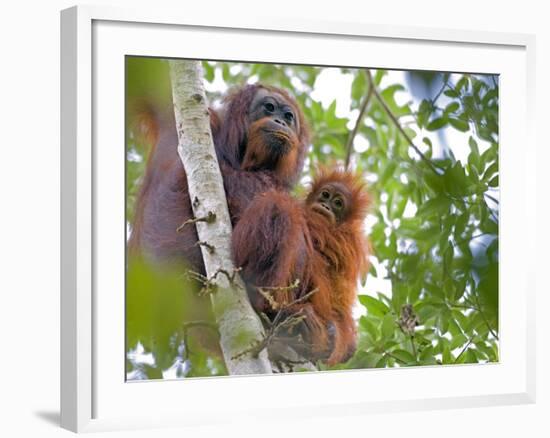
[309,182,351,225]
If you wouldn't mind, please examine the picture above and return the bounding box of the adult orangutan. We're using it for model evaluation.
[232,167,370,365]
[127,83,310,357]
[128,83,310,271]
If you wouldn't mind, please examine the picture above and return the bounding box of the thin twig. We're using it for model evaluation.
[454,232,492,246]
[257,280,304,311]
[232,311,306,361]
[450,296,498,341]
[211,267,242,286]
[176,211,216,233]
[344,72,374,169]
[384,352,407,365]
[232,285,318,361]
[484,193,500,206]
[365,69,442,176]
[186,270,218,295]
[431,79,450,104]
[447,194,499,223]
[469,294,499,341]
[186,266,244,296]
[195,240,215,254]
[454,337,474,363]
[257,279,300,293]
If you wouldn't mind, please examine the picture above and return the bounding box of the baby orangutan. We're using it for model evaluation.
[232,166,370,365]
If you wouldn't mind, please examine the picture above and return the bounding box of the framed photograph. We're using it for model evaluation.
[61,5,536,433]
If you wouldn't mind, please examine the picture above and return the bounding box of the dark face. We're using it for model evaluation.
[248,88,300,155]
[309,182,351,225]
[240,86,306,184]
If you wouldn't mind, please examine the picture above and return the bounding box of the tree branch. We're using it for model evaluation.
[484,192,500,206]
[454,337,474,363]
[365,69,443,175]
[344,72,373,169]
[169,60,272,375]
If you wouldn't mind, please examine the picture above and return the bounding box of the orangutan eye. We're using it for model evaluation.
[284,111,294,122]
[333,198,343,209]
[321,190,330,199]
[264,102,275,113]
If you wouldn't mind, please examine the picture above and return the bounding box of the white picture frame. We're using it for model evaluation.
[60,4,536,433]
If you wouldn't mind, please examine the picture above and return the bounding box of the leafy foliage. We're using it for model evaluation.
[126,57,499,378]
[126,259,227,379]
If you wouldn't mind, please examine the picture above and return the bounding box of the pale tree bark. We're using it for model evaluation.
[168,60,272,375]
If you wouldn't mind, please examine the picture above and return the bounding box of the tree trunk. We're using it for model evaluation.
[168,60,272,375]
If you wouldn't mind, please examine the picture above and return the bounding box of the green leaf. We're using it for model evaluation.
[424,171,445,193]
[450,333,468,350]
[349,351,384,369]
[468,136,479,155]
[448,318,463,337]
[448,118,469,132]
[443,241,454,269]
[363,352,384,368]
[426,117,448,131]
[202,61,215,82]
[454,211,469,238]
[417,99,433,128]
[380,161,397,185]
[351,71,367,102]
[464,349,478,364]
[442,345,453,364]
[468,136,481,171]
[483,162,499,181]
[381,83,404,96]
[415,303,440,323]
[444,162,471,196]
[327,99,337,119]
[473,341,492,361]
[437,309,451,334]
[358,295,390,318]
[222,64,230,81]
[373,69,386,85]
[416,197,451,217]
[359,316,380,341]
[391,194,409,219]
[412,225,439,242]
[391,349,416,364]
[400,255,420,278]
[419,345,434,361]
[456,76,469,93]
[381,313,396,339]
[444,102,460,114]
[126,258,208,372]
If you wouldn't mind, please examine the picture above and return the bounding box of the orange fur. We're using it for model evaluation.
[241,117,300,183]
[304,167,370,364]
[129,83,309,270]
[129,83,315,361]
[232,165,370,365]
